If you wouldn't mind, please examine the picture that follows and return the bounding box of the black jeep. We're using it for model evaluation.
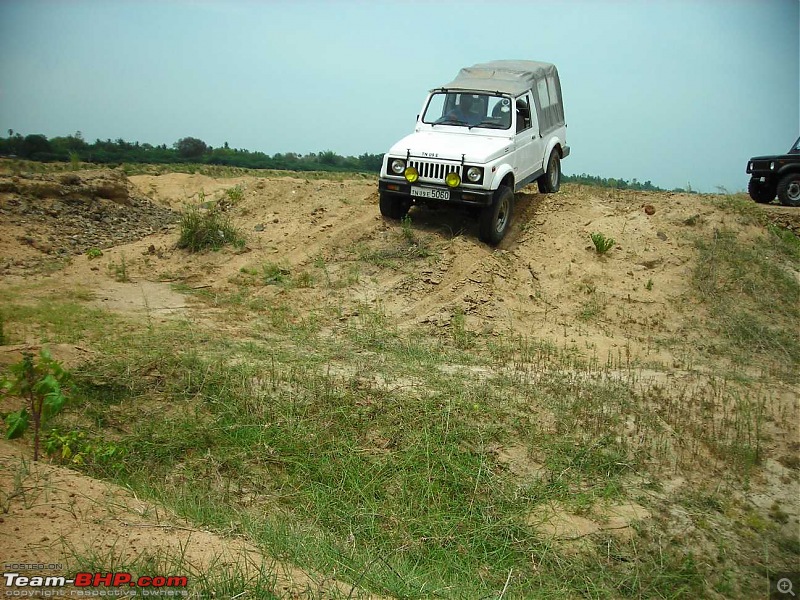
[746,137,800,206]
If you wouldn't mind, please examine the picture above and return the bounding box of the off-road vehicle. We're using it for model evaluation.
[378,60,569,245]
[746,136,800,206]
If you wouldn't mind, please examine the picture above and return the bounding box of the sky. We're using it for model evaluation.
[0,0,797,192]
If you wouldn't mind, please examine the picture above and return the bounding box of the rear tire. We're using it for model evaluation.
[379,192,411,219]
[776,173,800,207]
[748,177,776,204]
[537,150,561,193]
[479,186,514,245]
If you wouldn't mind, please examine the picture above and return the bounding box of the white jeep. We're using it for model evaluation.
[378,60,569,245]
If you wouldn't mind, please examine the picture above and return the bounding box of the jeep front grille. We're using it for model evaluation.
[408,159,462,184]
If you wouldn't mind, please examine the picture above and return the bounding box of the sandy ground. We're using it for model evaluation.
[1,167,798,596]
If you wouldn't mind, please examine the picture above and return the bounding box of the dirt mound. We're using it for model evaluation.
[0,168,177,274]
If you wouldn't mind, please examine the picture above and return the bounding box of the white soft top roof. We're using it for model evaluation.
[439,60,559,96]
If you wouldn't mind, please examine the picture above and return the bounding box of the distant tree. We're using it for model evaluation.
[174,137,208,159]
[20,134,52,158]
[318,150,340,166]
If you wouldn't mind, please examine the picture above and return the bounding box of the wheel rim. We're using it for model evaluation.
[550,156,559,188]
[495,195,510,234]
[788,181,800,202]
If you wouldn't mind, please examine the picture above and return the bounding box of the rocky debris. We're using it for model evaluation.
[0,169,178,270]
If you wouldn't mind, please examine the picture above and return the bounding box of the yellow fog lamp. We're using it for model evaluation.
[404,166,419,183]
[445,172,461,188]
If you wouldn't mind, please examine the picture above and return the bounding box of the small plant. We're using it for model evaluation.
[262,262,290,285]
[401,215,416,244]
[645,278,654,291]
[44,429,123,466]
[2,349,69,461]
[107,254,129,282]
[225,184,244,204]
[177,204,245,252]
[590,232,616,254]
[451,309,474,349]
[86,248,103,260]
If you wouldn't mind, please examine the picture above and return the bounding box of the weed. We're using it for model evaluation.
[401,214,415,244]
[224,184,244,204]
[591,232,616,254]
[451,308,474,349]
[107,254,129,282]
[262,262,290,285]
[645,278,654,291]
[44,429,124,468]
[86,248,103,259]
[177,204,245,252]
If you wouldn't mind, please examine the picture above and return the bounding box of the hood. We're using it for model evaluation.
[749,154,794,161]
[388,130,512,165]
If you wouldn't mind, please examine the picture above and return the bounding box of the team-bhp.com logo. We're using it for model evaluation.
[3,572,188,595]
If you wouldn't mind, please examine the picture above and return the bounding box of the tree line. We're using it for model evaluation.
[1,131,679,191]
[0,131,384,173]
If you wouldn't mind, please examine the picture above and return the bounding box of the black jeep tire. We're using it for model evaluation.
[748,177,776,204]
[379,191,411,219]
[479,186,514,245]
[776,173,800,207]
[537,150,561,193]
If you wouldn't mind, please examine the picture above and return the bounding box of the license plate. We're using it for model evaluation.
[411,186,450,201]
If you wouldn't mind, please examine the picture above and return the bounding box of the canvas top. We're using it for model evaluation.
[439,60,559,96]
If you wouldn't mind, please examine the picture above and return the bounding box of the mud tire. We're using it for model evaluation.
[379,192,411,219]
[479,186,514,245]
[776,173,800,207]
[537,150,561,193]
[748,177,776,204]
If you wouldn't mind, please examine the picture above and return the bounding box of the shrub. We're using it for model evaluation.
[177,205,244,252]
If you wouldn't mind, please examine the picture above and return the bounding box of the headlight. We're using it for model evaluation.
[466,166,482,183]
[446,172,461,188]
[390,159,405,175]
[770,162,775,170]
[404,166,419,183]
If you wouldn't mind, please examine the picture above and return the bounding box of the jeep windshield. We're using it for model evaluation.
[791,136,800,154]
[422,92,512,130]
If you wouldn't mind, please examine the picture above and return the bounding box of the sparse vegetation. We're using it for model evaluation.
[692,227,800,378]
[0,166,797,599]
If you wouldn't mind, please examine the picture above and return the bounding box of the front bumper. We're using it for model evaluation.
[378,179,494,207]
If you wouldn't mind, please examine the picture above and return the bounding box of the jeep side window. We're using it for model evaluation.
[515,96,532,134]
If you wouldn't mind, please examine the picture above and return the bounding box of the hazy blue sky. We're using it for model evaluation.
[0,0,797,192]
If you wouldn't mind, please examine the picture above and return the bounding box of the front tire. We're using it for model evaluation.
[479,186,514,245]
[776,173,800,207]
[537,150,561,193]
[748,177,776,204]
[379,192,411,219]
